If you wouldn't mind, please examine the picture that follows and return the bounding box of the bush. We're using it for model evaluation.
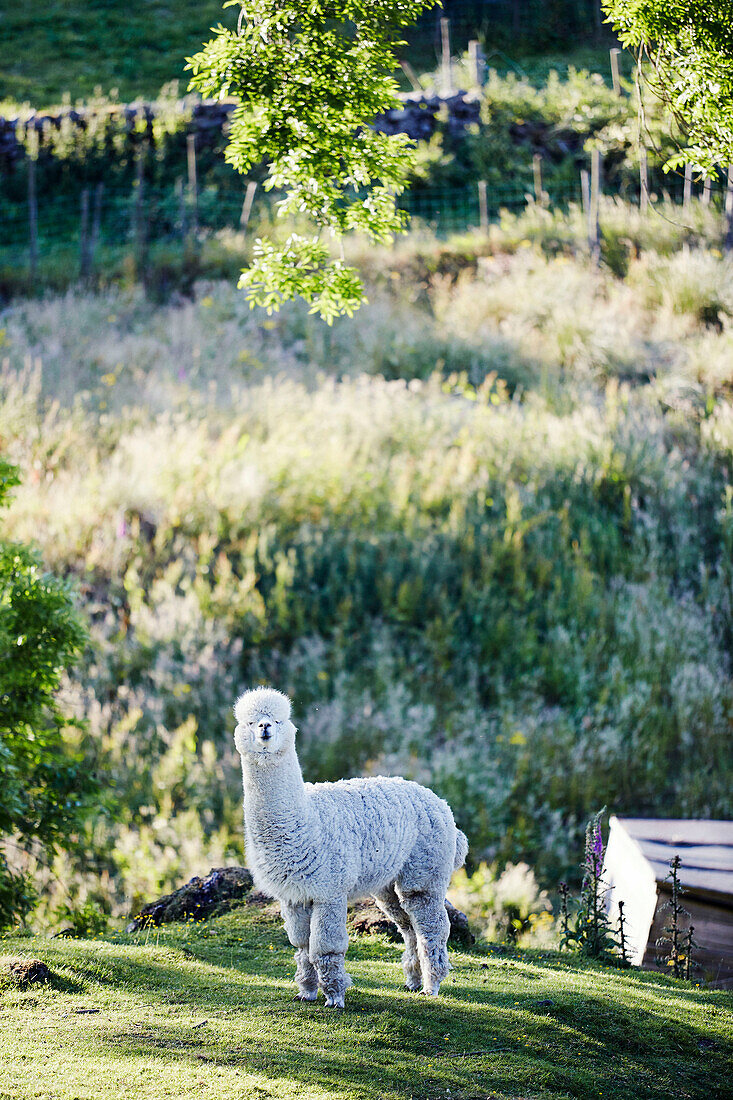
[0,460,96,929]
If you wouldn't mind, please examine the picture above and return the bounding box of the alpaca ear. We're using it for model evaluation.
[234,725,248,756]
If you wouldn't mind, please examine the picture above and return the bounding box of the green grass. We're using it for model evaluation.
[1,907,731,1100]
[0,0,234,106]
[0,2,628,109]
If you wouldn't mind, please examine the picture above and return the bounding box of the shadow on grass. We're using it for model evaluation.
[73,940,733,1100]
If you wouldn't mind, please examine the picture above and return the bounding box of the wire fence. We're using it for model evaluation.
[1,165,730,291]
[0,177,561,275]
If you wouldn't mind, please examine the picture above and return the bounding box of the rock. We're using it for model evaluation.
[246,890,276,907]
[7,958,53,987]
[350,899,474,946]
[445,899,475,947]
[350,901,401,941]
[126,866,253,932]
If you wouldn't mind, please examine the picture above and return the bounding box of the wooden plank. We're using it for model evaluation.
[619,818,733,846]
[636,840,733,872]
[604,819,659,964]
[646,861,733,901]
[644,895,733,984]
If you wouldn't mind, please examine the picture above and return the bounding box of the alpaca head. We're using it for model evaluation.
[233,687,296,759]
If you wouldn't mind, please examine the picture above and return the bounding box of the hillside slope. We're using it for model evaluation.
[1,907,732,1100]
[0,0,232,105]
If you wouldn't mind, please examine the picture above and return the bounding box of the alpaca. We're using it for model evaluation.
[233,686,468,1008]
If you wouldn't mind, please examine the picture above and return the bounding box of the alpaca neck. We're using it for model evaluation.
[241,746,317,889]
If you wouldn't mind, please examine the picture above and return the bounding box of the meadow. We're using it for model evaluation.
[1,197,732,927]
[2,905,732,1100]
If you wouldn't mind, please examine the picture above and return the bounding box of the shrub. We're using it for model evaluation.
[0,460,96,929]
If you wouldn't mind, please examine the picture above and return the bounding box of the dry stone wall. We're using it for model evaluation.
[0,92,482,165]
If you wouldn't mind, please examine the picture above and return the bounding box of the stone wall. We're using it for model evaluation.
[0,91,482,165]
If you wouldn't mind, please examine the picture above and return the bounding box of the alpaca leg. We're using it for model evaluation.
[373,883,421,992]
[310,897,351,1009]
[397,889,450,996]
[281,900,318,1001]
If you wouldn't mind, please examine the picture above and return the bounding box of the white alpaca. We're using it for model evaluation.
[233,686,468,1008]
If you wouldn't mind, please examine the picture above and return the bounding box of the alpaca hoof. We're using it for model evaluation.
[324,997,345,1009]
[293,993,318,1003]
[404,983,421,993]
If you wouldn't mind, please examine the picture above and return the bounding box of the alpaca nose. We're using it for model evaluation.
[258,720,272,740]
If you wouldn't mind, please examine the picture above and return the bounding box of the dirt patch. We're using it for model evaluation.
[6,958,54,987]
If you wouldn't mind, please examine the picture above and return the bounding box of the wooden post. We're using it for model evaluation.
[533,154,544,207]
[240,180,258,231]
[702,177,712,206]
[589,148,601,264]
[683,162,693,215]
[580,169,590,216]
[187,133,198,234]
[176,177,187,241]
[79,187,91,280]
[478,179,488,232]
[27,148,38,281]
[90,182,103,266]
[468,40,485,88]
[399,60,423,93]
[610,48,622,96]
[440,18,452,96]
[640,147,649,215]
[725,166,733,251]
[134,151,147,276]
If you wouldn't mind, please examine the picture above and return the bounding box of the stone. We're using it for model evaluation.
[126,865,253,932]
[349,898,474,946]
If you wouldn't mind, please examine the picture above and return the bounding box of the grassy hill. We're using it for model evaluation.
[2,209,733,917]
[0,1,623,108]
[2,906,732,1100]
[0,0,233,106]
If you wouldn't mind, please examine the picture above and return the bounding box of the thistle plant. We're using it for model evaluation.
[656,855,691,979]
[617,899,630,968]
[558,881,571,949]
[684,924,699,981]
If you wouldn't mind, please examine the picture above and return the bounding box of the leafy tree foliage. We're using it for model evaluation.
[603,0,733,173]
[187,0,436,322]
[0,460,94,928]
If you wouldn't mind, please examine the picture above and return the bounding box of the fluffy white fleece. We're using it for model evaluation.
[234,686,468,1008]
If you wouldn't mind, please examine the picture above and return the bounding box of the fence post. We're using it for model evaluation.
[468,40,485,89]
[175,177,187,241]
[27,140,38,281]
[533,154,545,207]
[79,187,91,281]
[725,166,733,251]
[580,169,590,216]
[440,18,452,96]
[589,148,601,264]
[702,177,712,206]
[683,162,693,215]
[399,60,423,93]
[187,133,198,235]
[240,181,258,231]
[133,151,147,276]
[90,182,104,268]
[478,179,488,232]
[639,147,649,215]
[610,49,621,96]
